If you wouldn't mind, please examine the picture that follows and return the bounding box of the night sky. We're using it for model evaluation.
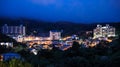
[0,0,120,23]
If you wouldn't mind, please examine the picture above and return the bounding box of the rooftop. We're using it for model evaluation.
[50,30,61,32]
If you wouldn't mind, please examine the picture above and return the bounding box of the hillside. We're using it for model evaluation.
[0,18,120,36]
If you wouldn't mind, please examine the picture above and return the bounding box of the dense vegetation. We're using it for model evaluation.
[0,59,32,67]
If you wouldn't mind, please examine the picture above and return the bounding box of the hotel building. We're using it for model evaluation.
[50,30,61,40]
[94,24,115,38]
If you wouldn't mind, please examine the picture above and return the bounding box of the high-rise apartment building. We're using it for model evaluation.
[50,30,61,40]
[2,24,26,36]
[94,24,115,38]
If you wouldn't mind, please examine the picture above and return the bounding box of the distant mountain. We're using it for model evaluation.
[0,18,120,36]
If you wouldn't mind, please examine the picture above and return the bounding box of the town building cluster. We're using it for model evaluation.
[0,24,116,55]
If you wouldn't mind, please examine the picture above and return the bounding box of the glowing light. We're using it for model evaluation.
[107,39,112,42]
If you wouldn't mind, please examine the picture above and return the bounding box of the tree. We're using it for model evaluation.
[71,41,80,51]
[64,57,91,67]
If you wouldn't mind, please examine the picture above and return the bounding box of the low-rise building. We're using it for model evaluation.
[0,53,21,61]
[0,42,13,47]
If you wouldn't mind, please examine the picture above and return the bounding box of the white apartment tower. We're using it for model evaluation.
[2,24,26,36]
[50,30,61,40]
[94,24,115,38]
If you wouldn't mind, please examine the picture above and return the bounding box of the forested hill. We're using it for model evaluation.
[0,18,120,36]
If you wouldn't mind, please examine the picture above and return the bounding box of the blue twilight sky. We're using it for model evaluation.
[0,0,120,23]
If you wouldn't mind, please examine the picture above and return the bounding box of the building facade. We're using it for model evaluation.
[50,30,61,40]
[94,24,115,38]
[0,42,13,47]
[23,30,61,45]
[1,53,21,61]
[2,24,26,36]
